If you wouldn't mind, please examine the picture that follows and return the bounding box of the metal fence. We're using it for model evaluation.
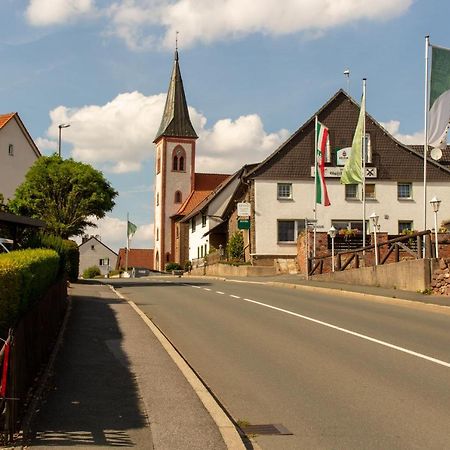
[0,279,67,442]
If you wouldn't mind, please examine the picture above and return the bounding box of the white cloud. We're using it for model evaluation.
[35,137,57,154]
[26,0,95,26]
[40,91,288,174]
[26,0,412,49]
[76,215,154,252]
[380,120,424,145]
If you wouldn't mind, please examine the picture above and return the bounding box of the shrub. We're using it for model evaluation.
[227,231,244,260]
[165,262,182,272]
[82,266,101,279]
[24,233,80,281]
[0,249,59,337]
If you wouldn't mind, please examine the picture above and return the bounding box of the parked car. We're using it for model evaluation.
[0,238,13,253]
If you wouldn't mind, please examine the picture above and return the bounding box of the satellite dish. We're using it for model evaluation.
[430,147,443,161]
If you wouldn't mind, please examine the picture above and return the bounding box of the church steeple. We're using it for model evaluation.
[154,50,198,142]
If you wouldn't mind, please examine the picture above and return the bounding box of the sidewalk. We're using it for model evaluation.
[25,281,229,449]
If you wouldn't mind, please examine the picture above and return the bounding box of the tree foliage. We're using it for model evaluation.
[9,155,117,239]
[227,231,244,260]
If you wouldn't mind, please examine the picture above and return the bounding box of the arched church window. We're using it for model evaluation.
[174,191,182,203]
[172,146,186,172]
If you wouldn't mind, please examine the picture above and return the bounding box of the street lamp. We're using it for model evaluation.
[58,123,70,157]
[369,212,379,266]
[328,225,337,272]
[430,196,441,258]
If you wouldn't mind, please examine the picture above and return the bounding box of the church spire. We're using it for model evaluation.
[154,50,198,142]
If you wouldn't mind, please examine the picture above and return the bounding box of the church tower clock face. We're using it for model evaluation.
[153,50,198,271]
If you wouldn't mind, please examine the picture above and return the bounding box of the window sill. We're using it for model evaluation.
[277,242,296,245]
[345,198,360,201]
[398,198,414,201]
[277,198,294,201]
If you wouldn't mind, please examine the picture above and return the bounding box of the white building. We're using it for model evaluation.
[78,235,117,276]
[0,113,41,201]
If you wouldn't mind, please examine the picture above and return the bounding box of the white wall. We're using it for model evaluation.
[0,118,39,200]
[188,213,212,261]
[79,239,117,276]
[254,178,450,255]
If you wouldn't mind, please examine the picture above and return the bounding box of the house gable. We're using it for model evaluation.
[248,90,450,182]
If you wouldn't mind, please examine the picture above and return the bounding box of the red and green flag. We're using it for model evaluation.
[316,121,331,206]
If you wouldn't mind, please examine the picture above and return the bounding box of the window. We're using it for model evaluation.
[197,247,200,258]
[156,149,161,174]
[398,182,412,199]
[365,183,376,200]
[345,184,358,199]
[156,192,159,206]
[8,144,14,156]
[277,220,305,243]
[364,133,372,163]
[200,246,204,257]
[332,220,368,234]
[277,183,292,200]
[202,214,207,227]
[204,244,207,256]
[398,221,413,234]
[172,146,186,172]
[191,217,196,232]
[91,245,95,250]
[174,191,182,203]
[156,228,159,241]
[99,258,109,266]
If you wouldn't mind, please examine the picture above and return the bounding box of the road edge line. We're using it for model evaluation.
[108,285,246,450]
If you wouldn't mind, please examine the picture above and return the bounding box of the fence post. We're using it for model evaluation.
[417,235,423,258]
[425,234,432,258]
[336,253,341,271]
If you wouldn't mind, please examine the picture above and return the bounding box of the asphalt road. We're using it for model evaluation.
[110,276,450,450]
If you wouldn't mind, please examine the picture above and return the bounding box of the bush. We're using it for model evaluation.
[165,262,182,272]
[227,231,244,260]
[24,233,80,281]
[82,266,101,279]
[0,249,59,337]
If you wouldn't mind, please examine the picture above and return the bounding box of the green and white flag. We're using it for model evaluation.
[429,45,450,148]
[340,90,365,184]
[127,220,137,238]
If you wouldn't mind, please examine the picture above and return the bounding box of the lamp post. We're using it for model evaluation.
[430,196,441,258]
[328,225,336,272]
[58,123,70,157]
[369,212,379,266]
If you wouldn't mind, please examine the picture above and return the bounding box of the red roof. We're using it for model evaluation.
[116,248,154,270]
[0,113,15,129]
[175,173,230,216]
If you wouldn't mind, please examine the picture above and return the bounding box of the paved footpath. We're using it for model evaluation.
[25,281,228,450]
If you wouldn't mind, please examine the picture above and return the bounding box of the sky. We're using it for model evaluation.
[1,0,448,252]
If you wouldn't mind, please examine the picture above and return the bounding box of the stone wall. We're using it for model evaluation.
[430,258,450,295]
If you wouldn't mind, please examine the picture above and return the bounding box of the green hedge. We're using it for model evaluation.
[24,234,79,281]
[0,249,59,337]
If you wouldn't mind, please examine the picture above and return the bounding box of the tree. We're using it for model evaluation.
[9,155,118,239]
[227,231,244,260]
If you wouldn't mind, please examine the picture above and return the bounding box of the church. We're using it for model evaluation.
[153,50,229,271]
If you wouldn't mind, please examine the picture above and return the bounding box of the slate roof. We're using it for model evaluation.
[248,90,450,182]
[173,173,230,217]
[78,235,117,256]
[116,248,154,270]
[409,145,450,167]
[154,51,198,142]
[0,113,15,129]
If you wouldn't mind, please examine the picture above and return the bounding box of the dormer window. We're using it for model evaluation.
[172,146,186,172]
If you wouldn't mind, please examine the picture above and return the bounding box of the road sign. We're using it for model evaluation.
[238,219,250,230]
[237,202,251,217]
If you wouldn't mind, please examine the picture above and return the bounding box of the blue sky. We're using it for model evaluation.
[1,0,448,251]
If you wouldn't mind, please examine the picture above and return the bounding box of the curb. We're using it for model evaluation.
[108,285,246,450]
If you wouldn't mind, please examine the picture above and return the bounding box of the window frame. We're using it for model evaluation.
[398,220,413,234]
[277,183,293,200]
[365,183,376,200]
[201,213,207,227]
[345,184,358,200]
[8,144,14,156]
[191,217,196,233]
[397,182,412,200]
[277,219,305,244]
[172,146,187,172]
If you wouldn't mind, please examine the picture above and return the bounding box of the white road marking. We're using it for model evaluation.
[216,291,225,295]
[229,295,240,299]
[237,298,450,369]
[191,285,201,289]
[204,288,211,291]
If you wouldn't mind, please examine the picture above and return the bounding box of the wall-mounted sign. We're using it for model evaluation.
[237,202,251,217]
[336,147,351,166]
[310,167,377,178]
[238,219,251,230]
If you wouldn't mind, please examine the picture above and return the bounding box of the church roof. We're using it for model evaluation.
[173,173,230,217]
[154,51,198,142]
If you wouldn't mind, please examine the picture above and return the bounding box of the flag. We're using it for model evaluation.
[127,220,137,238]
[316,121,331,206]
[429,45,450,148]
[340,90,365,184]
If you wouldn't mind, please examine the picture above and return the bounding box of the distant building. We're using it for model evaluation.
[78,235,117,276]
[0,113,41,201]
[116,248,154,271]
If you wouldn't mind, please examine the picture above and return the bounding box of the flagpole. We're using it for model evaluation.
[362,78,367,248]
[423,35,430,233]
[126,212,129,273]
[313,115,318,257]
